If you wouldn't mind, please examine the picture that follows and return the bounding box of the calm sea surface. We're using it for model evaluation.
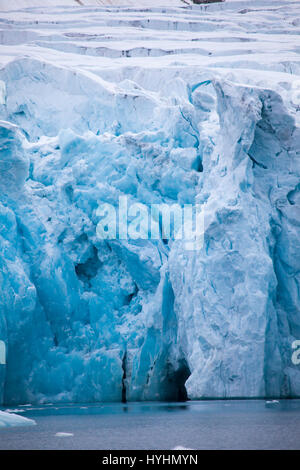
[0,400,300,450]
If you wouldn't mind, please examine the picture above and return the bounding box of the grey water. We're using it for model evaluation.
[0,400,300,450]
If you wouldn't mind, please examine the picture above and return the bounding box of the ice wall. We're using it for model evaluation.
[0,0,299,403]
[170,82,300,397]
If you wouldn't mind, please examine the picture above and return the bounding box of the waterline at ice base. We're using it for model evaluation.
[0,0,299,415]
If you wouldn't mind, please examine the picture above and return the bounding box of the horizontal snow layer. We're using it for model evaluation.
[0,0,196,10]
[0,0,299,403]
[0,410,36,427]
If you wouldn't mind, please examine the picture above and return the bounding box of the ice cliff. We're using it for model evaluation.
[0,0,299,404]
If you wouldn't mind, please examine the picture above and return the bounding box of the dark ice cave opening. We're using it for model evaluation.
[163,359,191,402]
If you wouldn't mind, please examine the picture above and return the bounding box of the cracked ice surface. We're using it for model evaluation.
[0,0,299,404]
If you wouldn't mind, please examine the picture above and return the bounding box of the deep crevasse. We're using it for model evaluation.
[0,0,299,404]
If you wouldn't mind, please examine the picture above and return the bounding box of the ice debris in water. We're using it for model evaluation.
[0,411,36,428]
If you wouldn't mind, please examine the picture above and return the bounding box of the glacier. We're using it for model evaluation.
[0,0,299,405]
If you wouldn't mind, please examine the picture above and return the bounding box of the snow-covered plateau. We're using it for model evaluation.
[0,0,299,405]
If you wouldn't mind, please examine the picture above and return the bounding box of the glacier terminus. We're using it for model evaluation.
[0,0,299,406]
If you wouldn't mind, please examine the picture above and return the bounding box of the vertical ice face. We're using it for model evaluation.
[0,81,5,106]
[0,1,299,404]
[0,60,202,404]
[0,341,5,403]
[169,82,300,398]
[0,342,5,365]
